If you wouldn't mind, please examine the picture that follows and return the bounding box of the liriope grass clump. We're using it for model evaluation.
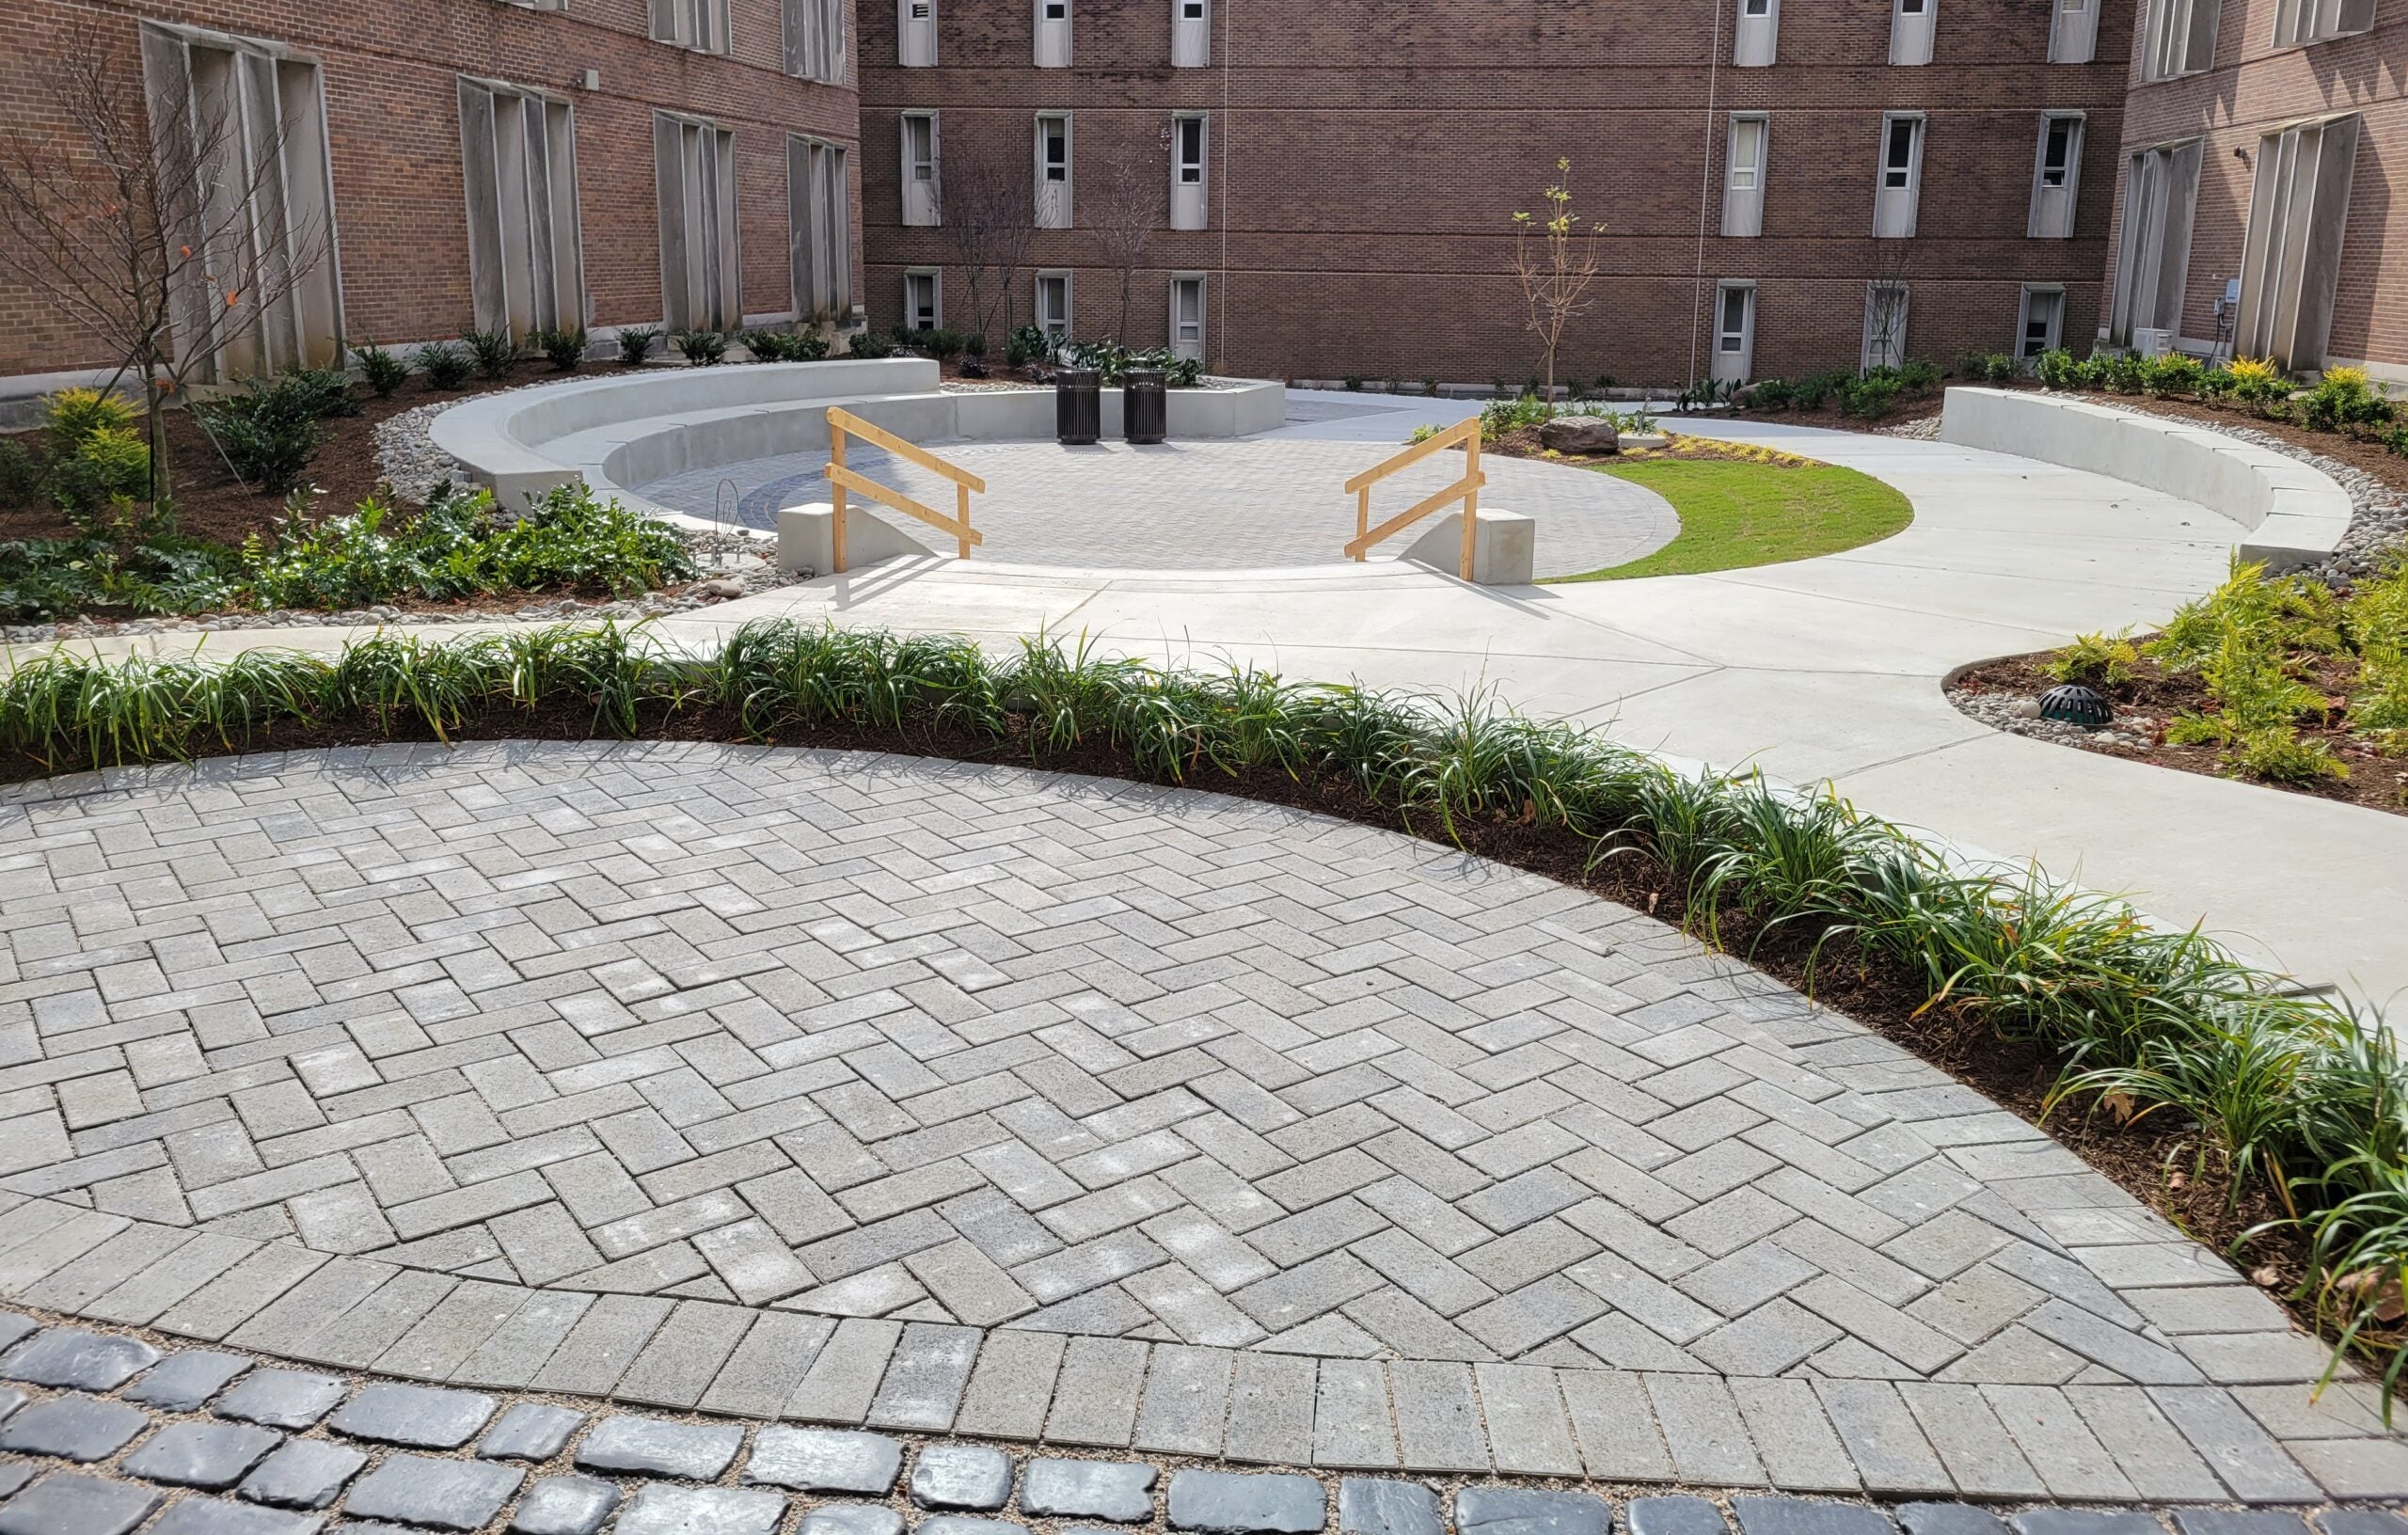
[4,617,2406,1397]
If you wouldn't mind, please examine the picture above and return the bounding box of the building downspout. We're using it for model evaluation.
[1688,0,1724,388]
[1218,0,1231,374]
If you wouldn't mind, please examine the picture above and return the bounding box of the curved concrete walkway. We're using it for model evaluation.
[0,743,2388,1501]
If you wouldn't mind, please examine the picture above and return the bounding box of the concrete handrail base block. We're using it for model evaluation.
[777,500,935,575]
[1939,386,2351,572]
[1402,508,1536,585]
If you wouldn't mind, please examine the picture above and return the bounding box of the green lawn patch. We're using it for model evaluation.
[1552,457,1912,581]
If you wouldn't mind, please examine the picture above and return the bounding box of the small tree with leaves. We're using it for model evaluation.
[1511,158,1606,408]
[0,22,333,505]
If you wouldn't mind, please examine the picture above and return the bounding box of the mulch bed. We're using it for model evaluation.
[0,704,2353,1367]
[1955,649,2408,817]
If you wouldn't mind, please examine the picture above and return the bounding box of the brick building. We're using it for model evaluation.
[2101,0,2406,378]
[0,0,859,398]
[0,0,2396,404]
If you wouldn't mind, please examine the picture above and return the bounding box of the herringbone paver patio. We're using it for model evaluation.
[0,742,2392,1498]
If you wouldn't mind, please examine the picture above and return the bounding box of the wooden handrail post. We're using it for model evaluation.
[1354,487,1370,562]
[830,419,849,575]
[1460,432,1480,581]
[956,483,972,560]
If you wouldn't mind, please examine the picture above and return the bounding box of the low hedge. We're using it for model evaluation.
[1,618,2399,1396]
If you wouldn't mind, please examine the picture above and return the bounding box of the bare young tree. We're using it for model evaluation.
[0,22,332,503]
[1511,157,1606,406]
[1862,236,1917,372]
[940,146,1035,345]
[1088,149,1161,342]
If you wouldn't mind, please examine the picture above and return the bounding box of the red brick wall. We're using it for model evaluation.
[0,0,859,379]
[859,0,2131,384]
[2103,0,2408,371]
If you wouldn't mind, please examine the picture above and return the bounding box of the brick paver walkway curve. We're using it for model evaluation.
[0,742,2396,1499]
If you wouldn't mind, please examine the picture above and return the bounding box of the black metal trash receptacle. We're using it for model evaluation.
[1056,368,1101,445]
[1123,368,1167,444]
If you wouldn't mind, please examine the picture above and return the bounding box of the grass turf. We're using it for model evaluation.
[1551,458,1913,581]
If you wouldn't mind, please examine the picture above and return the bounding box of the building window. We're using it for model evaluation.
[654,113,739,333]
[1735,0,1780,65]
[649,0,730,53]
[2235,113,2362,369]
[1170,274,1206,361]
[1173,0,1211,65]
[1891,0,1936,65]
[136,22,344,383]
[2273,0,2376,45]
[1037,270,1071,339]
[2018,285,2066,358]
[1722,115,1768,238]
[458,78,584,343]
[1035,0,1070,66]
[1712,282,1755,383]
[1171,114,1208,230]
[1036,113,1072,228]
[2028,113,2084,239]
[789,135,851,324]
[898,0,937,66]
[2110,138,2203,353]
[904,268,941,330]
[1874,114,1925,238]
[784,0,846,82]
[2049,0,2099,61]
[2142,0,2221,79]
[1862,282,1910,371]
[902,112,941,227]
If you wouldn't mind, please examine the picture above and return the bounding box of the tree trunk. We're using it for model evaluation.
[145,365,174,512]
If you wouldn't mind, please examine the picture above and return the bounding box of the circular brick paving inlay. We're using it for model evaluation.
[0,743,2291,1385]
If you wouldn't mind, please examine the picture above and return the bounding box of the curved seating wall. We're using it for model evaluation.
[428,358,1288,522]
[1938,386,2350,572]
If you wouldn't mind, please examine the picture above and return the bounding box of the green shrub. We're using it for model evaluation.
[199,375,341,495]
[529,327,589,372]
[2044,628,2141,686]
[846,328,900,360]
[1837,374,1901,419]
[2141,353,2205,397]
[1005,324,1051,367]
[0,437,44,510]
[1479,392,1552,442]
[50,425,151,514]
[1166,356,1203,388]
[673,329,729,366]
[2033,349,2078,389]
[352,340,409,398]
[2302,369,2392,433]
[415,342,473,389]
[43,388,135,457]
[1893,358,1941,393]
[462,327,520,380]
[2228,356,2290,406]
[1790,369,1852,410]
[918,327,964,361]
[2227,726,2351,785]
[614,327,660,367]
[1971,353,2017,384]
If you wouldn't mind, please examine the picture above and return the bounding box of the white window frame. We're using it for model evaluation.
[1170,273,1206,361]
[784,0,846,82]
[2111,137,2204,352]
[789,135,851,324]
[1862,282,1910,371]
[2028,112,2084,239]
[1172,0,1211,65]
[898,0,938,66]
[1874,113,1925,239]
[2143,0,2222,80]
[2273,0,2377,45]
[904,267,942,331]
[902,111,941,227]
[1712,281,1756,384]
[653,111,740,334]
[649,0,731,54]
[137,21,345,383]
[1171,113,1209,230]
[1890,0,1937,65]
[1036,269,1071,339]
[1735,0,1780,64]
[1722,114,1768,238]
[1036,113,1072,228]
[2018,284,2066,359]
[458,76,585,342]
[2050,0,2099,61]
[1035,0,1071,66]
[2235,113,2362,370]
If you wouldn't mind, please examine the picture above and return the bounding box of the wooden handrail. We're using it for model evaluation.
[1340,416,1484,579]
[823,407,982,572]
